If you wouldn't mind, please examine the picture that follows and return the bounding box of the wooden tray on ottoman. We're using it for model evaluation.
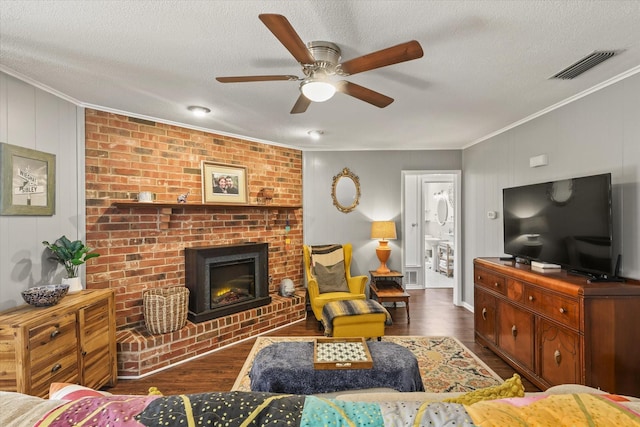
[313,337,373,370]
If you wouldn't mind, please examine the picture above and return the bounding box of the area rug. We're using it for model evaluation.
[231,336,503,393]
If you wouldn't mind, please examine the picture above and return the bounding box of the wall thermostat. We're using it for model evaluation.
[487,211,498,220]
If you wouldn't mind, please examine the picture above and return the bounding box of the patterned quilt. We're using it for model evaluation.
[34,391,640,426]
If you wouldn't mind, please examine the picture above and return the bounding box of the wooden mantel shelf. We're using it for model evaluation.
[112,201,301,210]
[111,201,301,230]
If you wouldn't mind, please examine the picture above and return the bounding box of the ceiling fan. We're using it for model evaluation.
[216,14,424,114]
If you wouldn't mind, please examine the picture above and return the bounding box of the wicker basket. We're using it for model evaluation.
[143,286,190,335]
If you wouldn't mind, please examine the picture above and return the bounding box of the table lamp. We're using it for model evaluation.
[371,221,397,273]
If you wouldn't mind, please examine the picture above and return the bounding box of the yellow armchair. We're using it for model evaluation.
[303,243,367,321]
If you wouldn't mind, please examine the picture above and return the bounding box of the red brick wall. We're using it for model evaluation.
[84,109,305,375]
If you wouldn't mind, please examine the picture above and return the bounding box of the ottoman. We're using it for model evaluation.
[249,341,424,394]
[321,299,390,339]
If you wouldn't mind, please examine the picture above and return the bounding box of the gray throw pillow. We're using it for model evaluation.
[314,261,349,293]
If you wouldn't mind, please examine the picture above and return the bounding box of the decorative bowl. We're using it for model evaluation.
[21,284,70,307]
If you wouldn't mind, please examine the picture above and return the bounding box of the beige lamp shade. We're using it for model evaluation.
[371,221,397,273]
[370,221,397,240]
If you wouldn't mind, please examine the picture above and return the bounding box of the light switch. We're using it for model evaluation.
[487,211,497,220]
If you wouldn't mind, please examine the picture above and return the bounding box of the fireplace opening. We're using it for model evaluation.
[210,259,255,308]
[185,243,271,323]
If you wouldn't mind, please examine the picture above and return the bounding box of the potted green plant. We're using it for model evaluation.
[42,235,100,293]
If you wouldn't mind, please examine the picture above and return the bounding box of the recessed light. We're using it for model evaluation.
[188,106,211,117]
[308,130,324,140]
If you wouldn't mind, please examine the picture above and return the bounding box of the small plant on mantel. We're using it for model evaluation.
[42,236,100,292]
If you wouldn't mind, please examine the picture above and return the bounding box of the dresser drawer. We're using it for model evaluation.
[474,287,497,345]
[29,312,78,365]
[506,279,525,303]
[538,318,581,386]
[498,300,534,370]
[474,268,506,295]
[524,286,579,329]
[29,348,79,397]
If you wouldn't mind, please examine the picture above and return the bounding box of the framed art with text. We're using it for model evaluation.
[201,161,248,204]
[0,142,56,215]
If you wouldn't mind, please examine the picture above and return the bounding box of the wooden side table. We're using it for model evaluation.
[369,270,410,323]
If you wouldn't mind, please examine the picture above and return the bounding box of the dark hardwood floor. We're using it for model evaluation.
[106,288,539,395]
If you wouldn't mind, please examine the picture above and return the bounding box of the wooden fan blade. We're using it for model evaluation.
[340,40,423,75]
[290,94,311,114]
[259,14,315,64]
[336,81,394,108]
[216,75,298,83]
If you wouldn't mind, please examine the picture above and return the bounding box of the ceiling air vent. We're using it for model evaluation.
[550,50,620,80]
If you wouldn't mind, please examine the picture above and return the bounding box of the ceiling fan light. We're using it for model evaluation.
[300,80,336,102]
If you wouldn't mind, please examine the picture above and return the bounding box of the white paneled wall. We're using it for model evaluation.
[0,72,84,310]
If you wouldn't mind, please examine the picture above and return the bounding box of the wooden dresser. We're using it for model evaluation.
[474,257,640,396]
[0,289,117,397]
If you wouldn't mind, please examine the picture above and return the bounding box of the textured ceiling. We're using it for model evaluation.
[1,1,639,151]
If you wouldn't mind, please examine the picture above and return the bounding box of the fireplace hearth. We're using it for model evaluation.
[185,243,271,322]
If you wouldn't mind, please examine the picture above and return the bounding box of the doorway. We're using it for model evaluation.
[402,171,461,306]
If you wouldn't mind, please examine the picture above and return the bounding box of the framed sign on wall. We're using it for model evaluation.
[0,143,55,216]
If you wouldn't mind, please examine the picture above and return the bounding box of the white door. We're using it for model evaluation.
[402,170,462,305]
[402,174,421,289]
[403,174,421,267]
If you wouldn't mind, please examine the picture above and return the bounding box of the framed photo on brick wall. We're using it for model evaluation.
[0,142,56,215]
[201,161,248,204]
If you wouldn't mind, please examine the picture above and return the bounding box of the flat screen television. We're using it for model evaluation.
[503,173,614,278]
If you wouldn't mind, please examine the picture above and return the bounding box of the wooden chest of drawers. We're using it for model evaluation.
[474,257,640,396]
[0,289,117,397]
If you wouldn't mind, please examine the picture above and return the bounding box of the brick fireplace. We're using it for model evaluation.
[83,109,305,377]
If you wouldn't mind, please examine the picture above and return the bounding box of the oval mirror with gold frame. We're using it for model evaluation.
[332,167,361,213]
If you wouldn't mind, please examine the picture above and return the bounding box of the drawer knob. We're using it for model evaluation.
[494,282,499,287]
[477,275,481,280]
[51,363,62,373]
[50,329,60,339]
[559,307,567,314]
[528,295,534,302]
[482,307,487,321]
[554,350,562,365]
[511,325,518,337]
